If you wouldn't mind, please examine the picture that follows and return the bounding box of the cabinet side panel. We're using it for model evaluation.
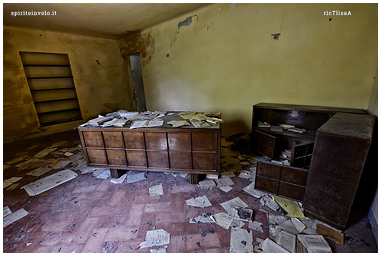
[255,176,278,194]
[304,133,371,229]
[126,150,147,167]
[106,149,127,166]
[147,151,169,168]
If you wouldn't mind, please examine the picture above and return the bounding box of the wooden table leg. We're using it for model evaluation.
[189,173,200,184]
[110,169,126,179]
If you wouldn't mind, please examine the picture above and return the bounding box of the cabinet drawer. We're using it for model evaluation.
[257,161,281,179]
[255,176,278,194]
[103,132,124,149]
[279,183,305,201]
[253,130,276,159]
[280,167,308,186]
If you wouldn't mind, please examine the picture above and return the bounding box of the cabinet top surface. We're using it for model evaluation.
[78,111,221,131]
[254,103,366,114]
[318,112,375,140]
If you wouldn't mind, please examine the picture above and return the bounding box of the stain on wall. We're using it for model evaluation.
[3,26,134,140]
[121,3,377,136]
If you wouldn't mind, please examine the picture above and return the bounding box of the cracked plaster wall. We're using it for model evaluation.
[118,3,377,136]
[4,26,134,140]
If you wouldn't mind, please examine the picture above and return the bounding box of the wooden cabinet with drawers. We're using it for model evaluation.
[251,103,375,230]
[78,112,221,184]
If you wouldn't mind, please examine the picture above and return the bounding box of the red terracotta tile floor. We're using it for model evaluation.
[3,130,378,253]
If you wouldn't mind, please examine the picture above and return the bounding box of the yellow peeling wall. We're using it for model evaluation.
[4,26,134,141]
[119,3,378,136]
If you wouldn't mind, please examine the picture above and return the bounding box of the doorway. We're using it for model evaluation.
[129,53,146,112]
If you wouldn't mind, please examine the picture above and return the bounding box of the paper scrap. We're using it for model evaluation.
[276,230,296,253]
[33,147,57,158]
[239,170,253,179]
[4,177,23,188]
[3,208,29,228]
[185,195,212,208]
[210,212,233,229]
[248,221,264,233]
[139,229,170,248]
[81,167,98,174]
[6,156,28,165]
[261,238,290,253]
[271,195,305,218]
[215,177,234,187]
[316,224,344,245]
[127,171,147,183]
[220,171,235,177]
[97,169,111,179]
[230,228,253,253]
[189,213,214,224]
[52,160,71,170]
[16,158,48,170]
[297,234,332,253]
[26,166,53,177]
[21,169,78,196]
[3,206,12,217]
[220,197,248,216]
[111,173,128,184]
[167,120,191,127]
[150,248,166,253]
[230,219,245,230]
[198,179,216,190]
[6,183,19,190]
[232,207,253,222]
[149,184,164,197]
[218,186,233,193]
[242,182,267,198]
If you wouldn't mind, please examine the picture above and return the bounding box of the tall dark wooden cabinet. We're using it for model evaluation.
[303,113,375,230]
[251,103,375,230]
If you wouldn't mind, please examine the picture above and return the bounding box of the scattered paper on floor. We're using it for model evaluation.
[97,169,111,179]
[6,183,19,190]
[27,166,53,177]
[16,158,48,171]
[271,195,305,218]
[186,195,212,208]
[111,173,128,184]
[276,230,296,253]
[52,159,71,170]
[242,182,267,198]
[218,186,233,193]
[198,179,216,190]
[230,228,253,253]
[81,167,98,174]
[248,221,264,233]
[139,229,170,248]
[21,169,78,196]
[149,184,164,197]
[3,206,12,217]
[215,177,234,187]
[189,213,214,224]
[297,234,332,253]
[150,248,166,253]
[211,212,233,229]
[3,177,23,188]
[220,197,248,215]
[3,208,29,228]
[127,171,147,183]
[230,219,245,230]
[33,146,57,158]
[261,238,290,253]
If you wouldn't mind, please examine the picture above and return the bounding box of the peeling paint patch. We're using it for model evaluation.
[178,15,198,29]
[230,3,236,10]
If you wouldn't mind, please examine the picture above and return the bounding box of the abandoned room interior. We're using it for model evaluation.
[3,2,378,253]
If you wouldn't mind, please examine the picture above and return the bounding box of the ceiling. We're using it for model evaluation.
[3,3,210,38]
